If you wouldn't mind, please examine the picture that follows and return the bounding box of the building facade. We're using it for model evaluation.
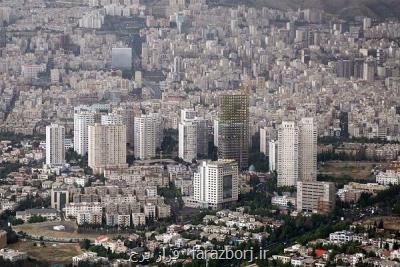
[297,181,336,214]
[178,109,208,162]
[133,113,163,160]
[46,124,65,166]
[269,140,278,172]
[88,123,127,174]
[51,189,70,211]
[74,110,96,156]
[217,94,249,170]
[277,118,317,186]
[73,104,110,156]
[298,118,317,181]
[193,160,238,209]
[277,121,299,186]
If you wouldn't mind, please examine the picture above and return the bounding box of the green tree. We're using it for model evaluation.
[393,200,400,214]
[79,239,91,250]
[28,215,46,223]
[10,218,24,225]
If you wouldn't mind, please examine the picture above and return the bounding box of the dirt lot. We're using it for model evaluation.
[318,161,387,181]
[9,240,82,264]
[362,216,400,231]
[13,221,118,241]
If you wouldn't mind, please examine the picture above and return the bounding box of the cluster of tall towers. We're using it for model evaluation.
[73,105,128,174]
[268,118,336,213]
[276,118,317,187]
[178,93,249,209]
[46,104,164,174]
[178,93,250,170]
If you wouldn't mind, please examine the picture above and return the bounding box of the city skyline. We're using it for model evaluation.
[0,0,400,266]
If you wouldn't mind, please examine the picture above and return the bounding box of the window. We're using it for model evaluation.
[223,174,232,199]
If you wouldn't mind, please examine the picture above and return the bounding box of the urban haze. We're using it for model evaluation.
[0,0,399,266]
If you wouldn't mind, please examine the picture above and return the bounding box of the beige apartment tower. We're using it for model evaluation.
[298,117,317,181]
[133,113,163,160]
[88,123,127,174]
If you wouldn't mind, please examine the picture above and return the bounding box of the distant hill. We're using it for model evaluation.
[212,0,400,20]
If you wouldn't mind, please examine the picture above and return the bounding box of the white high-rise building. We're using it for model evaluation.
[213,119,219,147]
[193,160,238,209]
[88,123,127,174]
[46,124,65,166]
[74,111,96,156]
[269,140,278,172]
[101,113,124,125]
[101,105,138,147]
[179,120,197,162]
[134,71,143,87]
[363,57,376,82]
[134,113,163,160]
[277,121,299,187]
[260,126,277,155]
[178,109,208,162]
[298,118,317,181]
[73,104,110,156]
[260,127,268,155]
[277,118,318,186]
[363,17,372,31]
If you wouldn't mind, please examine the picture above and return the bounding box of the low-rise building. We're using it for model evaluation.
[337,182,388,203]
[77,211,103,225]
[0,249,28,262]
[271,195,296,208]
[329,231,366,244]
[297,181,335,214]
[132,213,146,227]
[0,231,6,249]
[65,202,103,218]
[376,170,400,185]
[16,208,59,222]
[117,214,131,227]
[72,252,108,267]
[144,203,156,219]
[157,204,171,218]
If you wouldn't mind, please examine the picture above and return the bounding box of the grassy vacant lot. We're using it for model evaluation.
[9,241,82,264]
[362,216,400,231]
[318,161,387,183]
[13,221,116,241]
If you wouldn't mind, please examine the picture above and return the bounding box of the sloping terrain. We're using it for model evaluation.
[213,0,400,19]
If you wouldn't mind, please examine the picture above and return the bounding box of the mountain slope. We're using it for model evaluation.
[214,0,400,19]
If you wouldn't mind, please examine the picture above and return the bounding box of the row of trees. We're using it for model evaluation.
[0,132,44,144]
[357,185,400,214]
[318,150,369,162]
[0,257,48,267]
[65,148,91,174]
[318,136,400,145]
[0,162,22,180]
